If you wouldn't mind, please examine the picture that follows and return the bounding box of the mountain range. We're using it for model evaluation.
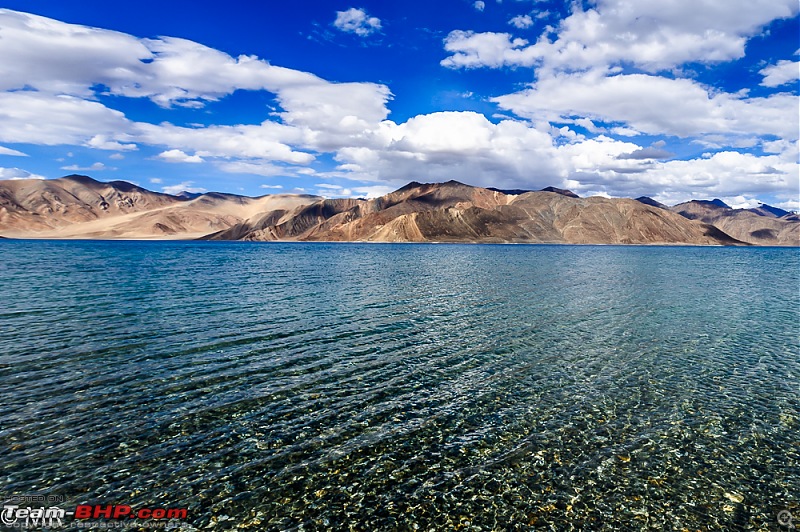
[0,175,797,246]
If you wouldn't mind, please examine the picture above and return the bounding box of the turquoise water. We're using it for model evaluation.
[1,241,798,530]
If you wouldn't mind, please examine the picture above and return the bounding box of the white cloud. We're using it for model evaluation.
[474,1,486,12]
[774,198,800,212]
[723,195,762,210]
[352,185,395,198]
[333,8,381,37]
[492,72,799,141]
[60,162,112,171]
[441,31,530,69]
[127,36,323,107]
[0,9,393,183]
[0,10,316,108]
[86,135,137,151]
[161,181,206,195]
[315,183,354,197]
[109,153,125,160]
[639,152,798,205]
[509,15,533,29]
[0,167,45,180]
[157,149,204,163]
[217,161,286,177]
[259,184,283,189]
[0,146,27,156]
[150,178,163,184]
[760,60,800,87]
[271,82,391,146]
[0,8,795,209]
[442,0,800,72]
[610,127,641,137]
[0,9,391,133]
[138,122,310,164]
[0,92,133,146]
[325,110,798,205]
[0,9,151,96]
[617,144,674,160]
[333,111,565,189]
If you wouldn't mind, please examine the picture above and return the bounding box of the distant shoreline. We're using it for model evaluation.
[2,176,797,246]
[0,237,774,248]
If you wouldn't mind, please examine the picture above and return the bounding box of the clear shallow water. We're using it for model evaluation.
[0,241,798,530]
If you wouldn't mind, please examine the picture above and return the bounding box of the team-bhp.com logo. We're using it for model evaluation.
[2,502,188,528]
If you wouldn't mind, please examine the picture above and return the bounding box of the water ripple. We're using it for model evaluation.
[1,241,798,530]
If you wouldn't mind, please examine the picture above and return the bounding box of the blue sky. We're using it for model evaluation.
[0,0,797,208]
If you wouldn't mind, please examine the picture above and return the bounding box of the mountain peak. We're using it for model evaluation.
[540,186,579,198]
[61,174,100,184]
[176,191,203,200]
[2,175,797,245]
[487,187,531,195]
[635,196,668,209]
[395,181,424,192]
[701,199,731,208]
[749,203,791,218]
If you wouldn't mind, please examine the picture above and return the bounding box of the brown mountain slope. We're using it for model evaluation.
[672,201,800,246]
[0,175,321,239]
[4,176,794,245]
[0,174,180,232]
[207,181,746,245]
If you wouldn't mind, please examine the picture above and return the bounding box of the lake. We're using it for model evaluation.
[1,241,798,530]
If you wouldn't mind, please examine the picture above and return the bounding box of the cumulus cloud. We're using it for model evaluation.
[333,8,381,37]
[352,185,395,198]
[441,31,530,69]
[617,145,675,160]
[0,8,795,207]
[442,0,800,72]
[150,178,163,184]
[157,149,204,163]
[314,183,354,197]
[138,122,315,164]
[632,151,798,205]
[509,15,533,28]
[259,184,283,189]
[0,10,390,124]
[161,181,206,195]
[492,72,799,141]
[0,9,393,175]
[332,111,565,189]
[0,92,133,146]
[0,9,151,96]
[326,110,798,204]
[474,1,486,12]
[0,167,45,180]
[760,60,800,87]
[0,10,320,108]
[86,135,137,151]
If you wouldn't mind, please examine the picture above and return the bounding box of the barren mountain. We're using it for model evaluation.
[0,174,179,232]
[0,175,321,239]
[2,176,796,245]
[206,180,750,245]
[672,200,800,246]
